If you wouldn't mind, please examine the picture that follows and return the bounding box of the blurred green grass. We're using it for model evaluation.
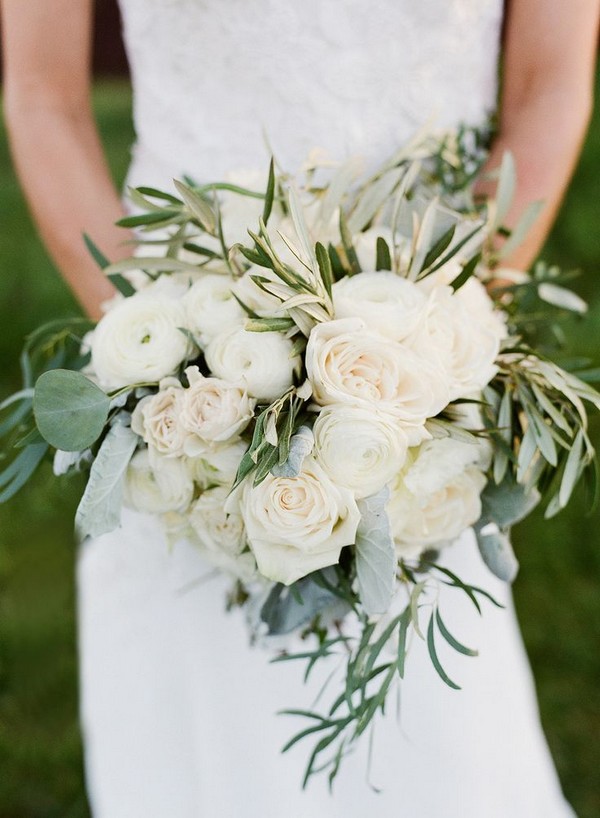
[0,78,599,817]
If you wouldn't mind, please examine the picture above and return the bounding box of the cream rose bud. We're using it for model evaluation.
[182,274,245,347]
[408,281,506,401]
[123,449,195,514]
[90,293,195,390]
[180,366,255,455]
[189,485,246,555]
[332,271,427,342]
[388,437,486,555]
[192,439,248,489]
[313,406,408,498]
[306,317,449,436]
[131,378,187,457]
[205,327,298,402]
[240,458,361,585]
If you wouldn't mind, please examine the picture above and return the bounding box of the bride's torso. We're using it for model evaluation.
[118,0,504,185]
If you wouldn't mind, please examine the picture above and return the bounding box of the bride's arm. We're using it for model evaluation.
[1,0,131,319]
[482,0,599,273]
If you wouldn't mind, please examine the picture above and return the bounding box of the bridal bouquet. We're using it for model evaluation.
[2,131,599,786]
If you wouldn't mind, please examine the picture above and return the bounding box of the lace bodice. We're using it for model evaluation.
[118,0,504,187]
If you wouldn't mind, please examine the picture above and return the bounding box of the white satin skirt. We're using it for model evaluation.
[77,508,575,817]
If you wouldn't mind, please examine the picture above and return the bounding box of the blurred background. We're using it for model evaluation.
[0,2,599,816]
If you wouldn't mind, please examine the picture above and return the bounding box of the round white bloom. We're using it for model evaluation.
[183,274,245,347]
[131,378,187,457]
[91,294,194,389]
[192,439,248,489]
[306,317,449,438]
[180,366,255,455]
[233,266,284,317]
[206,327,298,402]
[408,282,506,401]
[240,457,361,585]
[124,449,195,514]
[313,406,408,498]
[189,485,246,555]
[388,437,486,555]
[333,271,427,342]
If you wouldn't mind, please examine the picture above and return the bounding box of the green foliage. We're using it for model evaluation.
[33,370,110,452]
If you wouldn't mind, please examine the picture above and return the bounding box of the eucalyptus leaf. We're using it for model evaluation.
[480,476,541,529]
[260,568,345,635]
[34,369,110,452]
[75,423,138,540]
[355,488,396,616]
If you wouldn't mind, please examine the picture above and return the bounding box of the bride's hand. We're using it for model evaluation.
[1,0,133,320]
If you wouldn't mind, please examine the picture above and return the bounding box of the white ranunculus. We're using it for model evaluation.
[233,266,285,317]
[189,485,245,555]
[180,366,255,455]
[352,226,394,272]
[192,439,248,489]
[388,437,486,556]
[312,406,408,498]
[408,281,506,401]
[123,449,195,514]
[332,271,427,342]
[305,317,449,439]
[239,457,361,585]
[131,378,187,457]
[90,293,195,390]
[182,274,245,347]
[205,327,298,402]
[188,485,257,581]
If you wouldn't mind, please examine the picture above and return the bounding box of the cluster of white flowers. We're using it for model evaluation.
[85,165,508,590]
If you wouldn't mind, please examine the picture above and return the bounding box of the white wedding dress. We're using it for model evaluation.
[77,1,576,816]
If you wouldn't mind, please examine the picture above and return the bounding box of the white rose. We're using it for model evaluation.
[306,317,449,439]
[332,271,427,342]
[180,366,255,455]
[239,457,361,585]
[91,293,194,389]
[182,274,245,346]
[123,449,195,514]
[192,439,248,489]
[131,378,187,457]
[388,437,486,555]
[408,282,505,400]
[313,406,408,498]
[206,327,298,402]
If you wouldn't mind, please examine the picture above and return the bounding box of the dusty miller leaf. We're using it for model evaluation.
[355,487,396,615]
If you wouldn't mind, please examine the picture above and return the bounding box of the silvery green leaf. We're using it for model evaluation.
[104,257,193,274]
[287,185,318,270]
[475,522,519,583]
[523,402,557,466]
[173,180,216,233]
[498,200,544,260]
[318,156,362,226]
[559,428,585,508]
[75,424,138,540]
[347,167,403,234]
[53,448,93,476]
[516,426,538,483]
[259,568,345,635]
[493,151,516,229]
[34,369,110,452]
[355,487,396,616]
[538,283,588,314]
[271,426,314,477]
[481,476,541,529]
